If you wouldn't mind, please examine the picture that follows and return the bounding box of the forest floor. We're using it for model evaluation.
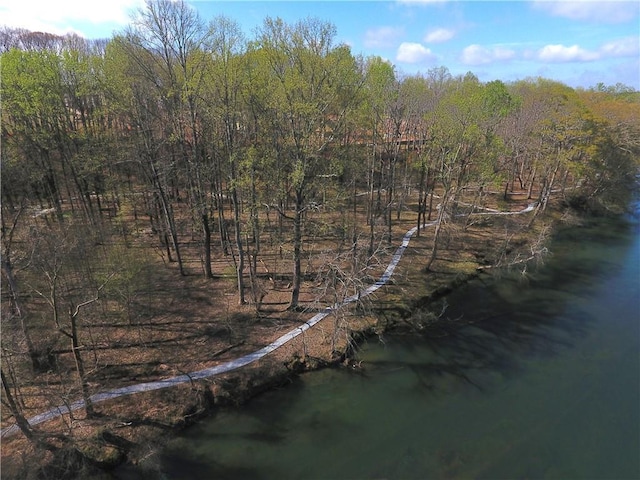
[0,189,558,479]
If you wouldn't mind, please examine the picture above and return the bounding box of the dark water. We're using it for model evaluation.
[152,209,639,480]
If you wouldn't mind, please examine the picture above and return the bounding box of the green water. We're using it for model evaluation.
[152,211,639,480]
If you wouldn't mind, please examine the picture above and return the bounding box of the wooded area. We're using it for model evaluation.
[1,0,639,475]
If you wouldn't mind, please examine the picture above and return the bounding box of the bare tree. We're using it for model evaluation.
[27,224,111,418]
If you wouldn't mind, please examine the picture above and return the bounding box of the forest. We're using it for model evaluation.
[1,0,639,477]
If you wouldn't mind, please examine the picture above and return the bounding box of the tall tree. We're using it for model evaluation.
[1,49,67,221]
[574,87,640,212]
[253,17,361,309]
[106,0,215,275]
[423,74,513,270]
[527,80,590,219]
[203,16,249,302]
[26,224,111,419]
[361,57,397,255]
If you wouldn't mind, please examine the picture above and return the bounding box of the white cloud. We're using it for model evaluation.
[535,36,640,63]
[363,26,404,48]
[461,44,516,65]
[533,37,639,64]
[532,1,639,23]
[537,44,600,62]
[424,27,454,43]
[0,0,144,36]
[600,36,640,58]
[396,42,437,63]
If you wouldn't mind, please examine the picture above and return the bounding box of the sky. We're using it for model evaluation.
[1,0,638,89]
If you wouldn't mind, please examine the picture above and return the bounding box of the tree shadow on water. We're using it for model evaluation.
[369,290,595,395]
[159,450,269,480]
[114,450,269,480]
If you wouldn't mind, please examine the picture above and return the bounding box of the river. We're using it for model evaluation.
[138,207,639,480]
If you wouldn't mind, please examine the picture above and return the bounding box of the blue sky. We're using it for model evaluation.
[1,0,638,89]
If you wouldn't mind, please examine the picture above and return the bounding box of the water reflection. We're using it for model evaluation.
[147,212,639,480]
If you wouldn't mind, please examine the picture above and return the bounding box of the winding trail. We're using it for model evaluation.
[1,203,536,439]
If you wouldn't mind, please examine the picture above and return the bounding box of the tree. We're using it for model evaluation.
[412,67,452,234]
[115,0,216,276]
[573,87,640,212]
[525,80,590,220]
[360,57,397,255]
[105,33,187,273]
[26,224,113,418]
[253,17,362,309]
[203,15,250,302]
[423,75,513,270]
[1,49,67,221]
[0,202,41,370]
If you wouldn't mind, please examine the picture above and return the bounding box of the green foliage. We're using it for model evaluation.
[1,49,64,140]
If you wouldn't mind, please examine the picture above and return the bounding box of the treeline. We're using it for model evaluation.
[1,0,639,453]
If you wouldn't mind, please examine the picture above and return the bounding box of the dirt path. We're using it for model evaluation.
[0,203,536,439]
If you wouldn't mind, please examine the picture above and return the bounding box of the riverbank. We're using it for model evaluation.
[0,196,569,479]
[156,201,639,480]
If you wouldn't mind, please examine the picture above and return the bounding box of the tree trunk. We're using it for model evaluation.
[417,163,427,236]
[202,213,213,278]
[527,164,537,200]
[231,186,245,304]
[289,188,304,310]
[1,369,37,444]
[150,161,184,275]
[426,190,449,271]
[68,313,94,418]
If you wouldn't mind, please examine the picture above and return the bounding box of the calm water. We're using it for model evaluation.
[145,209,639,480]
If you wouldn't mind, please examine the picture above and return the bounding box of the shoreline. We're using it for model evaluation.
[1,201,540,439]
[0,199,575,479]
